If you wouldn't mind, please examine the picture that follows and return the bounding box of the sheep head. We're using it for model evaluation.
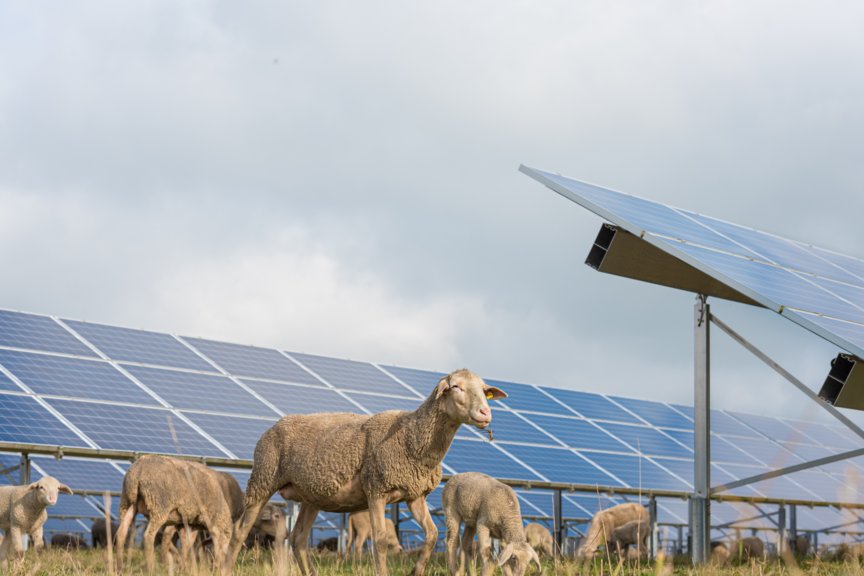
[435,369,506,429]
[498,541,542,575]
[29,475,73,506]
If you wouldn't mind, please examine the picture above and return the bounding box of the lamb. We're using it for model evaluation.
[710,541,730,565]
[246,503,288,550]
[611,518,650,557]
[788,535,811,556]
[226,368,507,576]
[114,454,233,574]
[50,532,87,549]
[347,510,402,556]
[523,523,554,557]
[576,502,648,560]
[0,476,72,563]
[442,472,541,576]
[730,536,764,562]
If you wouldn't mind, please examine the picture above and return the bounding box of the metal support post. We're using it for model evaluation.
[391,502,400,546]
[339,513,347,555]
[20,454,31,550]
[777,505,787,555]
[677,526,684,555]
[553,489,564,555]
[648,496,658,559]
[790,505,797,550]
[692,295,711,564]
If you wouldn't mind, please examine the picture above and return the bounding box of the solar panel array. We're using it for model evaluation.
[2,308,864,542]
[520,166,864,360]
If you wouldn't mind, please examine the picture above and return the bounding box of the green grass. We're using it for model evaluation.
[6,549,864,576]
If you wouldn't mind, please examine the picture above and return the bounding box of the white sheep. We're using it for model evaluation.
[226,368,507,576]
[347,510,402,556]
[611,518,649,557]
[730,536,764,562]
[443,472,541,576]
[523,523,554,558]
[114,455,234,574]
[0,476,72,563]
[576,502,648,560]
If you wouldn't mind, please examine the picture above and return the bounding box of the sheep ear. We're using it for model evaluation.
[435,375,451,399]
[484,386,507,400]
[28,482,39,491]
[59,484,73,495]
[498,543,514,566]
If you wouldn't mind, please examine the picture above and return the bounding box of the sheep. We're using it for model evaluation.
[730,536,764,562]
[710,541,730,565]
[443,472,541,576]
[317,537,339,552]
[576,502,648,560]
[114,454,233,574]
[788,535,811,556]
[226,368,507,576]
[0,475,72,563]
[610,518,650,557]
[247,503,288,550]
[50,533,87,549]
[523,523,554,558]
[347,510,402,557]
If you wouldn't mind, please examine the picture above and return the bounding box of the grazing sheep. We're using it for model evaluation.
[227,368,507,576]
[576,503,648,560]
[788,535,811,556]
[443,472,541,576]
[91,518,118,548]
[347,510,402,556]
[114,455,233,574]
[611,518,650,557]
[0,476,72,563]
[317,537,339,552]
[710,541,730,565]
[523,523,554,558]
[247,503,288,550]
[730,536,764,562]
[50,533,87,549]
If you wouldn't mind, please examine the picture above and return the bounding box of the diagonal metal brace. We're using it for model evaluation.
[710,313,864,442]
[712,447,864,494]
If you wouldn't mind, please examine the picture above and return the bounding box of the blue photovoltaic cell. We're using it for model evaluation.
[811,245,864,284]
[728,412,805,443]
[443,439,543,481]
[181,412,276,460]
[719,463,815,500]
[343,392,422,414]
[241,380,362,415]
[709,465,763,497]
[45,495,102,518]
[522,413,633,453]
[0,393,88,447]
[539,388,640,423]
[380,365,445,396]
[486,410,557,445]
[803,313,864,354]
[786,421,860,450]
[672,406,762,438]
[64,320,214,372]
[608,397,693,429]
[662,429,760,465]
[183,337,319,384]
[595,422,691,458]
[514,490,554,516]
[641,457,693,489]
[503,444,623,486]
[289,353,417,397]
[31,457,125,493]
[786,469,849,501]
[0,370,19,392]
[0,453,20,484]
[0,310,97,357]
[43,518,90,535]
[726,436,800,468]
[579,452,690,491]
[565,492,624,516]
[487,380,572,416]
[0,350,157,405]
[45,399,223,457]
[125,365,276,417]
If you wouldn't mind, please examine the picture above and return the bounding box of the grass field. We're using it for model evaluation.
[6,549,864,576]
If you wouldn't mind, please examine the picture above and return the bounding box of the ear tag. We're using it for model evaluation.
[485,392,494,400]
[487,428,494,442]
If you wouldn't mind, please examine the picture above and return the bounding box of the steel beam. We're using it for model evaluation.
[553,489,564,555]
[692,295,711,564]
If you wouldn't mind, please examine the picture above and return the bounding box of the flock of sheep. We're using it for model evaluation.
[0,368,836,574]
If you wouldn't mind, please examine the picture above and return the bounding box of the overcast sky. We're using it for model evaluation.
[1,1,863,425]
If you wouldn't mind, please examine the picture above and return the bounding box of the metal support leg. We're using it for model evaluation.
[677,526,684,555]
[391,502,400,547]
[553,489,564,555]
[790,505,797,553]
[648,497,658,559]
[778,505,787,555]
[692,295,711,564]
[339,513,347,555]
[20,454,31,550]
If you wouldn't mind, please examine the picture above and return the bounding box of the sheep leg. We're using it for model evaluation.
[444,514,461,576]
[291,503,320,576]
[460,525,476,576]
[406,497,437,576]
[143,516,166,575]
[29,526,44,552]
[226,497,269,569]
[366,497,390,576]
[476,525,494,576]
[114,504,137,573]
[161,525,178,568]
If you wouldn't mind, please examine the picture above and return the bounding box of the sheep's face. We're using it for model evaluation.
[29,476,73,506]
[435,369,506,429]
[498,541,542,575]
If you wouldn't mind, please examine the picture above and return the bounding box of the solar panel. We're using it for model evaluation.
[0,349,158,405]
[580,452,690,491]
[0,394,89,447]
[661,430,761,466]
[44,399,224,457]
[181,412,277,460]
[342,392,422,413]
[63,320,214,371]
[442,439,542,481]
[484,410,558,445]
[594,423,691,459]
[125,365,277,417]
[290,353,418,397]
[183,337,318,384]
[539,387,640,423]
[31,456,125,493]
[608,397,693,430]
[488,380,573,416]
[0,369,19,392]
[240,379,363,414]
[0,310,96,357]
[520,166,864,358]
[504,444,622,486]
[520,413,634,453]
[379,365,445,395]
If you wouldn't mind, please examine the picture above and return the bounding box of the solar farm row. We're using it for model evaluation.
[1,308,863,542]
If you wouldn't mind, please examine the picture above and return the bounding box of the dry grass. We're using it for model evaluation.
[4,549,864,576]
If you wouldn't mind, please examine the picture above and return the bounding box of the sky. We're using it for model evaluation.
[1,1,863,425]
